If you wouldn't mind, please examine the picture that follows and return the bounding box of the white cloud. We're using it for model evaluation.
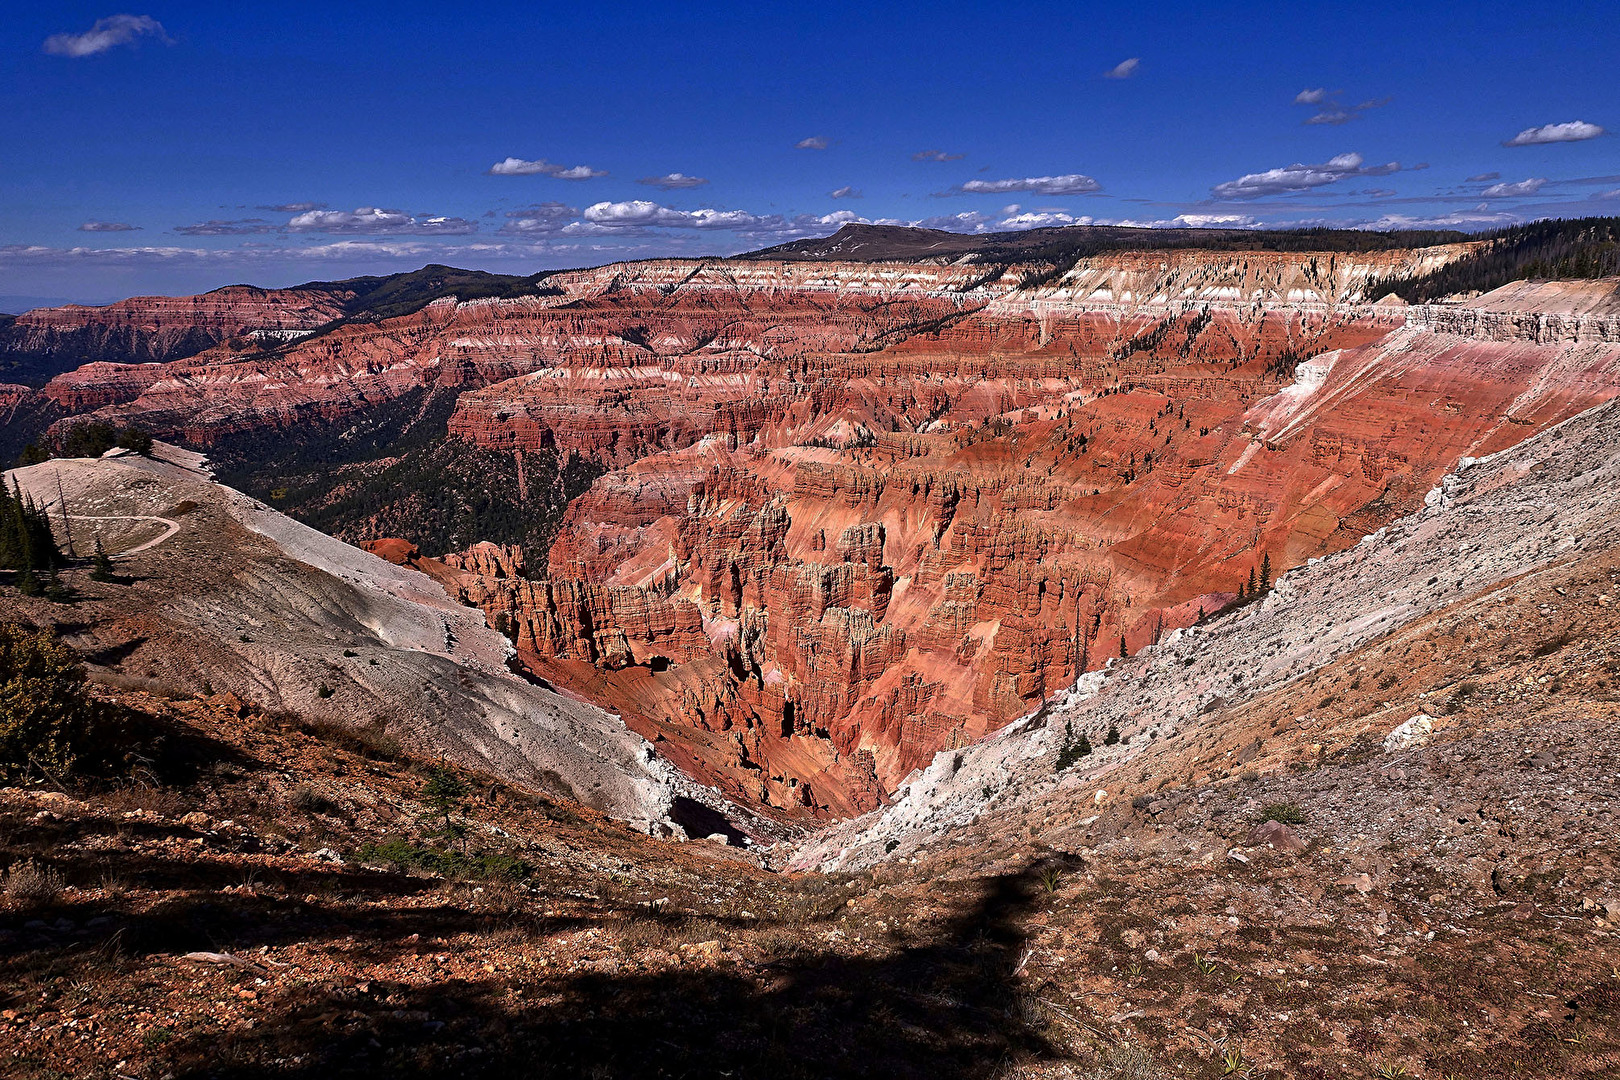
[1294,88,1329,105]
[912,211,995,233]
[77,221,140,233]
[1596,188,1620,201]
[0,241,580,273]
[1465,172,1501,183]
[44,14,170,57]
[957,174,1102,196]
[287,207,479,235]
[174,219,275,236]
[996,212,1089,230]
[913,149,965,162]
[1480,177,1547,198]
[486,157,608,179]
[577,201,771,231]
[1503,121,1605,147]
[828,186,861,199]
[497,203,578,235]
[1357,210,1519,231]
[257,202,326,213]
[1103,58,1140,79]
[795,136,829,150]
[638,172,709,190]
[1169,213,1258,228]
[794,211,865,228]
[1211,152,1400,200]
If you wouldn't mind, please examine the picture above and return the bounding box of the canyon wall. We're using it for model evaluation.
[25,246,1620,823]
[0,284,354,386]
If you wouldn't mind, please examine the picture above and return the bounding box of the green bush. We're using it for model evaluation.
[0,623,91,781]
[1055,718,1093,770]
[1258,801,1306,825]
[355,837,527,881]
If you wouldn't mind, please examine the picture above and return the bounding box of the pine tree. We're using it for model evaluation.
[1104,724,1120,746]
[1077,733,1093,757]
[421,765,470,852]
[1246,566,1256,598]
[1056,719,1080,771]
[2,479,60,576]
[1259,552,1272,590]
[1119,635,1128,658]
[90,537,115,583]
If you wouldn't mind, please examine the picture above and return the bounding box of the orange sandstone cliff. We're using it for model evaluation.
[27,248,1620,823]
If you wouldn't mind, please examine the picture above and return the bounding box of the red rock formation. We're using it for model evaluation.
[0,383,36,425]
[0,285,352,384]
[30,249,1620,825]
[443,271,1620,822]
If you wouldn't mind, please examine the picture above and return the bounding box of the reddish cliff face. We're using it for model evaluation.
[428,257,1620,823]
[0,382,34,424]
[0,285,353,385]
[30,248,1620,824]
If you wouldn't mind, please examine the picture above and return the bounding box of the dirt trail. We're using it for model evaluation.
[66,513,181,555]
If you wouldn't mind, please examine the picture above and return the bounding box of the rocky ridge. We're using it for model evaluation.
[0,285,353,387]
[4,446,759,838]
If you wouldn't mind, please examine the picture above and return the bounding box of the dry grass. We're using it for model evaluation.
[4,858,65,905]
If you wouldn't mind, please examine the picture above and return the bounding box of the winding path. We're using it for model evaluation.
[67,514,182,556]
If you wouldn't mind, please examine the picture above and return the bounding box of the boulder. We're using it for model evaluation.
[1243,820,1307,853]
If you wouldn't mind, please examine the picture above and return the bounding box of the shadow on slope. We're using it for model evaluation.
[129,859,1073,1079]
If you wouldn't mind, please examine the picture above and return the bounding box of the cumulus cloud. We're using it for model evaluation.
[792,210,865,229]
[1169,213,1259,228]
[257,202,326,213]
[1103,58,1140,79]
[1294,88,1329,105]
[577,201,770,231]
[828,186,861,199]
[287,207,479,235]
[996,211,1088,230]
[955,174,1102,196]
[497,202,577,235]
[1465,172,1501,183]
[1211,152,1400,200]
[638,172,708,190]
[1480,177,1547,198]
[174,218,275,236]
[913,149,965,162]
[486,157,608,179]
[915,211,995,233]
[795,136,829,150]
[44,14,170,57]
[77,221,140,232]
[1357,210,1519,231]
[1503,120,1605,147]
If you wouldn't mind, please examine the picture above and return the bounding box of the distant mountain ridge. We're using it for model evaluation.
[0,264,559,387]
[739,221,1477,264]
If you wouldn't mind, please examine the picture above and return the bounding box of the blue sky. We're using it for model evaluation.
[2,1,1617,303]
